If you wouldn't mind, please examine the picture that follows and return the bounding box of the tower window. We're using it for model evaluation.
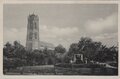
[29,32,32,40]
[30,23,33,29]
[34,33,37,39]
[35,23,37,29]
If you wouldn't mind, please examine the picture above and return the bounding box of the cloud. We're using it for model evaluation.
[4,27,27,46]
[84,12,118,47]
[40,25,79,37]
[93,33,117,41]
[39,25,79,41]
[39,25,79,49]
[84,12,118,35]
[92,32,118,47]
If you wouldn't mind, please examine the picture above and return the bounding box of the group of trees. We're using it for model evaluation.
[3,37,118,71]
[67,37,118,63]
[3,41,27,71]
[3,41,66,71]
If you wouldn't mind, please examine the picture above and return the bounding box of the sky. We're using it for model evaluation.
[3,4,118,49]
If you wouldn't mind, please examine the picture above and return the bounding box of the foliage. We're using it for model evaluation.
[3,37,118,72]
[54,44,66,63]
[94,45,118,62]
[67,37,118,63]
[54,44,66,54]
[3,41,27,71]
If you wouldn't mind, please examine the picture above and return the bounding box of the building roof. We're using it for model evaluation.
[39,41,55,49]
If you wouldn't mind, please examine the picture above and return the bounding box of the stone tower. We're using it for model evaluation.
[26,14,39,51]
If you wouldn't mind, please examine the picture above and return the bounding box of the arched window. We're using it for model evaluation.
[34,32,37,39]
[34,23,37,29]
[30,23,33,29]
[29,32,32,40]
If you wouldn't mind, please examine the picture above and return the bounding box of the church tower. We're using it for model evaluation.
[26,14,39,51]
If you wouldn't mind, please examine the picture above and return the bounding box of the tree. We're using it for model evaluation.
[3,42,15,72]
[54,44,66,63]
[67,37,103,63]
[69,43,79,55]
[54,44,66,54]
[3,42,15,58]
[42,48,55,65]
[14,46,26,59]
[78,37,103,61]
[3,41,28,71]
[13,41,27,66]
[94,45,118,62]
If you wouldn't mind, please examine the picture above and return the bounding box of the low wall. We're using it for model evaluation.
[55,67,118,75]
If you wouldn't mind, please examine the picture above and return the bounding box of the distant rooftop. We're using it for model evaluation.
[39,41,55,50]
